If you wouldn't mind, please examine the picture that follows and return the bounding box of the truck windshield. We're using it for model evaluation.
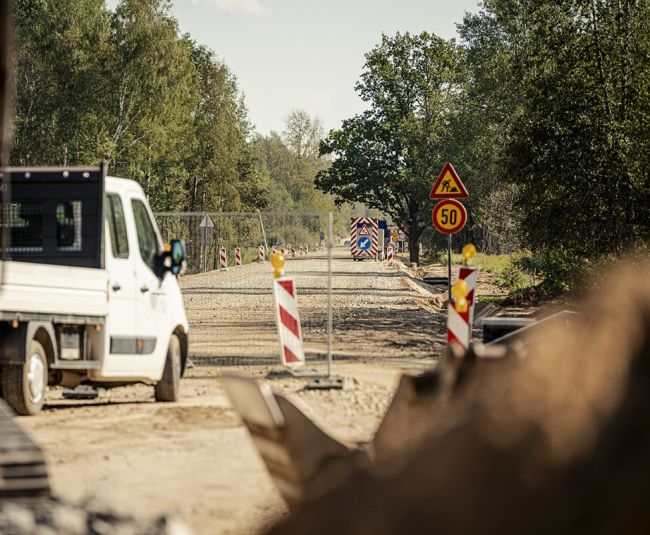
[131,200,159,272]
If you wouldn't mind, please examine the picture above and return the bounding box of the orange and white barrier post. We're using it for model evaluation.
[258,245,266,263]
[235,247,242,267]
[387,245,394,264]
[271,252,305,368]
[447,245,478,351]
[219,246,228,271]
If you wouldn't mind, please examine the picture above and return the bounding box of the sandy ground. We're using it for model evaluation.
[18,248,447,534]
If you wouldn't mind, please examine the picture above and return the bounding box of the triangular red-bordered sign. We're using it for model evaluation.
[358,224,370,236]
[429,162,469,199]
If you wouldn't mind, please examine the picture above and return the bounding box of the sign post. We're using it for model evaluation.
[199,215,214,272]
[430,163,469,302]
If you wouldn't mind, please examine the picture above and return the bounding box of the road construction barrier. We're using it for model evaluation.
[235,247,242,267]
[387,245,394,264]
[447,245,478,351]
[290,245,296,257]
[219,247,228,270]
[274,277,305,367]
[270,252,305,367]
[258,245,266,263]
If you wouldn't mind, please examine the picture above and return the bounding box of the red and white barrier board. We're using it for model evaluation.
[273,278,305,367]
[447,266,478,351]
[219,247,228,271]
[350,217,379,259]
[235,247,242,267]
[258,245,265,263]
[387,245,394,264]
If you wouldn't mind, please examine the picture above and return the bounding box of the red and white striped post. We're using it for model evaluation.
[387,245,394,264]
[273,278,305,367]
[290,245,296,258]
[235,247,242,267]
[258,245,266,263]
[219,246,228,271]
[271,251,305,368]
[447,245,478,351]
[304,244,309,254]
[447,267,478,350]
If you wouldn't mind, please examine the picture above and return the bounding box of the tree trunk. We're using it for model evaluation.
[0,0,14,259]
[408,223,422,264]
[0,0,12,168]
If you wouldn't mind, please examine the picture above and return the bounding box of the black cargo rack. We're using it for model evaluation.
[0,164,105,269]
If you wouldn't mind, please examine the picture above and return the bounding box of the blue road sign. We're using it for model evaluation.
[357,236,372,251]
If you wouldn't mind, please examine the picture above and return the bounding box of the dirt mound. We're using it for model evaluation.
[268,260,650,534]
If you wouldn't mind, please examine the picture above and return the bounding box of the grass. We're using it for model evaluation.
[426,250,539,293]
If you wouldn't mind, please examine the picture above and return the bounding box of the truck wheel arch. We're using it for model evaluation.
[0,321,58,366]
[174,326,189,377]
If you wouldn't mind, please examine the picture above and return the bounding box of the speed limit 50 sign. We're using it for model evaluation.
[432,199,467,234]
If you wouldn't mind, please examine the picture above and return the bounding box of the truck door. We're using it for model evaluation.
[104,193,140,373]
[130,198,169,377]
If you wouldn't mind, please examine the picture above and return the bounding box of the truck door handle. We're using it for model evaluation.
[140,285,149,294]
[112,283,121,292]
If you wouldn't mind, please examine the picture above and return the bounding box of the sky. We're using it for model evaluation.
[106,0,481,135]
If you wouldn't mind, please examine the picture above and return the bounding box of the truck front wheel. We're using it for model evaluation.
[154,334,181,402]
[1,340,48,415]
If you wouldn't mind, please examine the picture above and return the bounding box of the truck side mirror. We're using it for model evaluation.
[167,239,186,275]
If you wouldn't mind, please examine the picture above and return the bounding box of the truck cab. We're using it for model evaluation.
[0,165,189,414]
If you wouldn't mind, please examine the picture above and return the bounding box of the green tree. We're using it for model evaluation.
[107,0,197,211]
[474,0,650,284]
[316,32,463,263]
[11,0,113,166]
[11,0,266,216]
[184,42,265,212]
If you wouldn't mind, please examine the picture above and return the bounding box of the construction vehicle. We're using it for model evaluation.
[0,164,190,415]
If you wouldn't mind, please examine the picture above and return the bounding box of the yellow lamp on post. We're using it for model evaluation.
[461,243,477,266]
[451,279,470,313]
[454,296,469,313]
[451,279,469,301]
[271,251,285,279]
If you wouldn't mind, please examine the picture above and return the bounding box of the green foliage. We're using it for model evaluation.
[460,0,650,287]
[321,2,650,289]
[11,0,266,214]
[316,32,464,263]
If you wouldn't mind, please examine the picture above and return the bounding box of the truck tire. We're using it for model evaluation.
[1,340,48,415]
[154,334,181,402]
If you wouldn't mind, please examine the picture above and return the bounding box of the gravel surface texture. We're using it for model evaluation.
[17,248,445,534]
[182,247,446,362]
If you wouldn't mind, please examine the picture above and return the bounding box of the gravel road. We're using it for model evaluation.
[183,247,447,362]
[19,248,444,534]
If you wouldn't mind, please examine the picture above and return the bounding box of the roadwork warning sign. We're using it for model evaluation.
[429,162,469,199]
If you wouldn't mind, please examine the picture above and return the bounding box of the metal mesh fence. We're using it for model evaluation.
[154,211,333,364]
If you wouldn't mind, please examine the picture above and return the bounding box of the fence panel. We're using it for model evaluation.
[155,211,332,365]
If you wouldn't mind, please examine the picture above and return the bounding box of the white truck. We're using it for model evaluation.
[0,164,190,415]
